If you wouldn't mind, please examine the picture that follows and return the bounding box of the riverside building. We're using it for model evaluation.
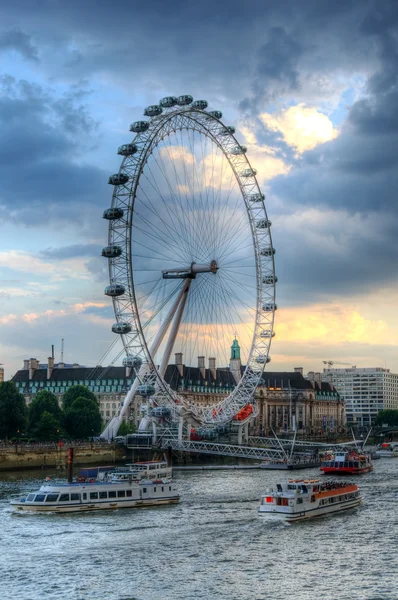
[10,341,344,434]
[322,367,398,427]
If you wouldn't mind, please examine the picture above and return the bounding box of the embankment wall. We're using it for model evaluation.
[0,445,126,471]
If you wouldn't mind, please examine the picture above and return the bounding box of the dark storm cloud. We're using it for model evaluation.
[0,77,107,225]
[0,29,38,61]
[1,0,398,304]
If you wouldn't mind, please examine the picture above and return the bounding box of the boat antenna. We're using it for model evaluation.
[289,429,298,462]
[362,427,372,449]
[271,428,289,462]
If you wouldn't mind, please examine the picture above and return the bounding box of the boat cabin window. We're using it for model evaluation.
[90,492,99,500]
[45,494,59,502]
[71,493,80,501]
[126,490,132,497]
[108,491,117,498]
[99,491,107,499]
[297,498,303,504]
[143,488,147,493]
[34,494,46,502]
[27,494,35,501]
[59,494,69,502]
[117,490,126,498]
[82,493,87,500]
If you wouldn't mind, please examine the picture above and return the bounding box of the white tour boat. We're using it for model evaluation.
[375,442,398,458]
[258,479,361,523]
[11,452,179,513]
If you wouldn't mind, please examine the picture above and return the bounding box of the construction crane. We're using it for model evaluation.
[323,361,356,368]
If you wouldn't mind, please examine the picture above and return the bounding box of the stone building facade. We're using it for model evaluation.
[11,342,344,434]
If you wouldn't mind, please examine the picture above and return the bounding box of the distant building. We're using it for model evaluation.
[10,345,344,434]
[322,367,398,427]
[11,357,134,424]
[0,366,4,383]
[256,367,344,435]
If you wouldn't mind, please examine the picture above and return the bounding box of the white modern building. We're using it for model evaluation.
[322,367,398,427]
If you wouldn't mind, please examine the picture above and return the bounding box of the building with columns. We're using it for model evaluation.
[10,341,344,433]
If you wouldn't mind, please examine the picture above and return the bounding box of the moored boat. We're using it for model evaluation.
[320,451,373,474]
[258,479,361,522]
[375,442,398,458]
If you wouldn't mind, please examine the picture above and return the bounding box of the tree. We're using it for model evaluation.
[34,411,61,441]
[64,396,102,439]
[62,385,98,412]
[375,410,398,427]
[28,390,62,435]
[117,421,136,436]
[0,382,27,439]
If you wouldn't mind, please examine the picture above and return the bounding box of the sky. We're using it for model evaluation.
[1,0,398,378]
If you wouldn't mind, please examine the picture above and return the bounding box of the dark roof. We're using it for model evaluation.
[11,365,337,395]
[164,365,236,390]
[260,371,314,390]
[12,366,128,384]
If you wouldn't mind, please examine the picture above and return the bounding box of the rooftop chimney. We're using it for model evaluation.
[209,357,216,380]
[175,353,183,377]
[29,358,38,380]
[294,367,303,375]
[58,362,65,369]
[23,359,29,370]
[47,356,54,379]
[314,372,322,383]
[72,363,79,369]
[198,356,205,379]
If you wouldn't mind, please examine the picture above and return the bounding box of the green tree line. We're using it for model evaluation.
[0,382,103,441]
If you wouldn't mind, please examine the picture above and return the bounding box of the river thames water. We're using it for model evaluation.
[1,458,398,600]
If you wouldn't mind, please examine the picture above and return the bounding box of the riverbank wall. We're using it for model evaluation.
[0,444,127,471]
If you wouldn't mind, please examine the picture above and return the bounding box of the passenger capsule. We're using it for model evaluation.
[102,245,122,258]
[249,193,265,202]
[177,95,193,106]
[220,126,236,136]
[255,355,271,364]
[260,247,275,256]
[256,219,272,229]
[111,322,132,334]
[263,275,278,285]
[260,330,275,338]
[137,384,156,397]
[104,284,125,297]
[129,121,149,133]
[207,110,223,119]
[144,105,163,117]
[262,303,277,311]
[117,143,138,156]
[192,100,208,110]
[151,407,171,418]
[108,173,129,186]
[103,207,124,220]
[159,96,178,108]
[123,356,143,370]
[230,145,247,155]
[241,168,257,178]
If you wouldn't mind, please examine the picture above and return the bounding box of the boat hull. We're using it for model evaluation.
[258,496,361,523]
[11,497,180,513]
[320,466,373,474]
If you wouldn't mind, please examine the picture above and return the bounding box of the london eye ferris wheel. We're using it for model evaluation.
[101,95,276,440]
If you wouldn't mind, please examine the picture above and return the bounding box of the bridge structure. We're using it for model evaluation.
[126,432,359,462]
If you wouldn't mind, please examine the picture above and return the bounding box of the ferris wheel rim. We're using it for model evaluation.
[105,101,276,424]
